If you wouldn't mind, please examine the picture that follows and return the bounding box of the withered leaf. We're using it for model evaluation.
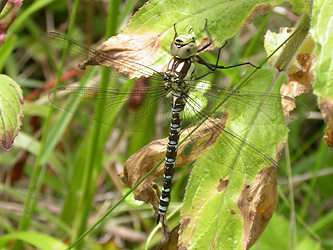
[237,166,278,250]
[158,224,180,250]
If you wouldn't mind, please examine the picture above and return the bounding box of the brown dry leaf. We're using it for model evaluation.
[120,139,165,214]
[285,53,314,95]
[158,224,180,250]
[319,99,333,148]
[120,116,227,214]
[280,53,315,97]
[81,33,165,78]
[280,53,315,117]
[237,166,278,250]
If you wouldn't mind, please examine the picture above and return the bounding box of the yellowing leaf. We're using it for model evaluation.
[83,0,311,77]
[0,74,24,150]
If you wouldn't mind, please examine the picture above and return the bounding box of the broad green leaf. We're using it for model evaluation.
[311,0,333,148]
[91,0,311,77]
[178,13,311,249]
[0,74,24,150]
[0,231,70,250]
[179,68,289,250]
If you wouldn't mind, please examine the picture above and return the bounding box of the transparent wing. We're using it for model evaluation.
[183,80,309,126]
[49,83,170,131]
[183,96,288,185]
[40,32,172,130]
[179,80,309,185]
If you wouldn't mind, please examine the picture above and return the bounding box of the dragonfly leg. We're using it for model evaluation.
[197,19,212,53]
[195,41,261,80]
[156,213,166,225]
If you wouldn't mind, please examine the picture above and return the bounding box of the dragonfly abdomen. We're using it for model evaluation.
[158,94,185,221]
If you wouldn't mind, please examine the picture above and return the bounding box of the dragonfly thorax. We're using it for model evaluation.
[170,34,198,59]
[164,57,195,84]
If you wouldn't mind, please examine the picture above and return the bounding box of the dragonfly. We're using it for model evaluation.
[39,20,306,224]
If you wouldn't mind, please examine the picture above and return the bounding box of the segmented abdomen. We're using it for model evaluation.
[158,94,185,220]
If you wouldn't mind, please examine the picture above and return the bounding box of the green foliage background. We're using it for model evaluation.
[0,0,332,249]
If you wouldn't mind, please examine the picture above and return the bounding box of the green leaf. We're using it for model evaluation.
[125,0,311,46]
[179,68,289,250]
[94,0,311,76]
[0,231,70,250]
[123,187,144,207]
[176,16,311,249]
[297,237,321,250]
[311,0,333,147]
[178,17,310,249]
[0,74,24,150]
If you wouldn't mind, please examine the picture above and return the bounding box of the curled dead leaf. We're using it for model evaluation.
[237,166,278,250]
[120,139,166,214]
[280,53,315,117]
[158,224,180,250]
[285,53,314,95]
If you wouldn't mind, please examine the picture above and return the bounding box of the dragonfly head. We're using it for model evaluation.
[170,34,198,59]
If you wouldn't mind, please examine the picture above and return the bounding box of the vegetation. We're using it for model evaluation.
[0,0,332,249]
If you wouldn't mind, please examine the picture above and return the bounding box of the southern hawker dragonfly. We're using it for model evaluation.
[39,21,306,223]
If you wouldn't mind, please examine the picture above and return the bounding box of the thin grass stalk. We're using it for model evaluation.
[278,189,321,241]
[285,143,297,250]
[290,125,323,164]
[11,1,81,249]
[71,0,121,248]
